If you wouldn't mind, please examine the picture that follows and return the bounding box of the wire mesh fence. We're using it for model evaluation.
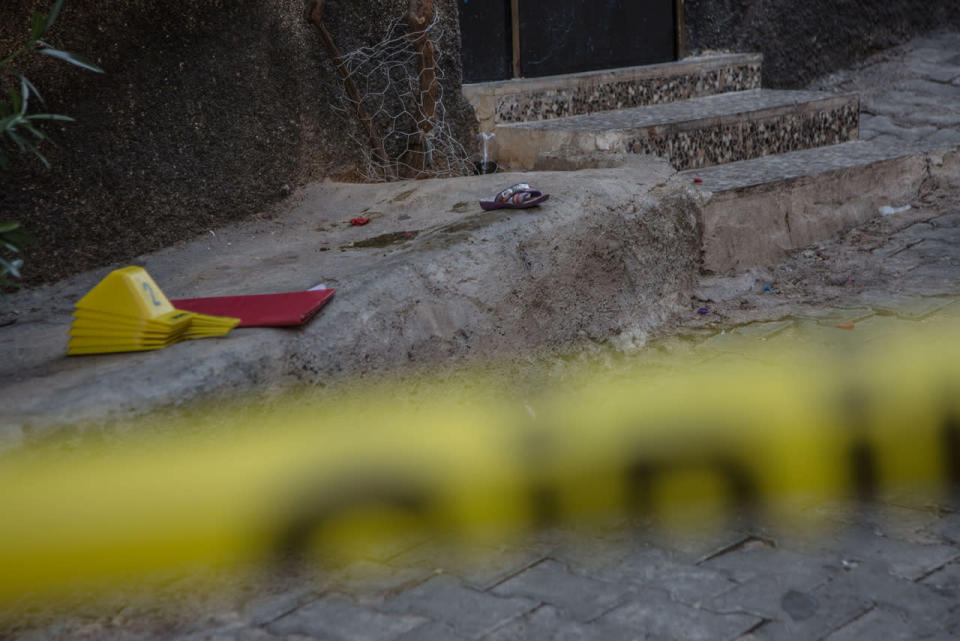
[327,14,473,181]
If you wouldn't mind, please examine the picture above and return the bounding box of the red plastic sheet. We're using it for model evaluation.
[171,290,336,327]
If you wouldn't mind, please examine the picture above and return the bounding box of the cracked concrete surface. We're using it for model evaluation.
[0,157,699,444]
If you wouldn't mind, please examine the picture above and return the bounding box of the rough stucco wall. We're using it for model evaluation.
[685,0,960,88]
[0,0,476,285]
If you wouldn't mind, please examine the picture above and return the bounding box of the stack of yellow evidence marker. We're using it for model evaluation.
[68,266,241,356]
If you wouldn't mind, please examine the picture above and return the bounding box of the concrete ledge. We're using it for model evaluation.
[0,160,701,443]
[688,141,960,273]
[462,53,762,131]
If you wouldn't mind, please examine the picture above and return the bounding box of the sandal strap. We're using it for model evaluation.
[511,189,542,205]
[496,183,532,204]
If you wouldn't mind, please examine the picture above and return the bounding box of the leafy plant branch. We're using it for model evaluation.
[0,0,104,290]
[1,0,104,171]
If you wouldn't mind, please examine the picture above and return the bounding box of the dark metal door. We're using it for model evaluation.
[458,1,513,82]
[458,0,676,83]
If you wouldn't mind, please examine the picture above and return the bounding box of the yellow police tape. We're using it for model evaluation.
[1,314,959,603]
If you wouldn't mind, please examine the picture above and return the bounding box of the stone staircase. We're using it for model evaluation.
[463,54,947,274]
[495,89,859,170]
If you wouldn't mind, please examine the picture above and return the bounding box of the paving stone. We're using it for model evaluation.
[332,561,435,603]
[358,532,434,564]
[793,307,876,326]
[535,520,665,578]
[659,527,754,564]
[589,546,737,606]
[870,90,960,114]
[491,559,633,622]
[934,512,960,544]
[920,560,960,593]
[707,576,831,621]
[891,222,936,244]
[702,539,838,587]
[749,590,871,641]
[812,310,879,327]
[378,575,538,639]
[908,45,960,64]
[267,594,427,641]
[242,587,320,626]
[898,239,960,265]
[867,507,952,546]
[395,622,468,641]
[484,605,642,641]
[895,78,960,99]
[179,626,283,641]
[845,532,959,581]
[923,127,960,148]
[930,212,960,228]
[813,563,958,637]
[897,264,960,294]
[777,522,959,581]
[599,587,761,641]
[794,500,953,546]
[859,113,939,141]
[822,606,956,641]
[905,60,960,84]
[387,543,548,592]
[851,293,957,320]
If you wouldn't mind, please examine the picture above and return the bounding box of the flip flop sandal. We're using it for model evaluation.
[479,183,551,211]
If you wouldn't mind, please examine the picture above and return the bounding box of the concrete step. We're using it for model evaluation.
[496,89,860,171]
[463,53,762,131]
[686,139,960,274]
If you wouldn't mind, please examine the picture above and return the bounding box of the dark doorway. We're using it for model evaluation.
[458,1,513,83]
[458,0,676,83]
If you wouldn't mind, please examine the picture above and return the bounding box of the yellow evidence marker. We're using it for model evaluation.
[68,266,240,355]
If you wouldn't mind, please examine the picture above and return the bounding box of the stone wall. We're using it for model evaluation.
[0,0,476,284]
[685,0,960,88]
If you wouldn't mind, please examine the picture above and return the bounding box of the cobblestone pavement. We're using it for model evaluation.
[811,30,960,149]
[4,32,960,641]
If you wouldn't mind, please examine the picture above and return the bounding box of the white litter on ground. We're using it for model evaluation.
[879,204,911,216]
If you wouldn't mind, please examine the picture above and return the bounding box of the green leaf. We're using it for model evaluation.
[6,129,50,168]
[26,113,74,122]
[0,114,19,134]
[20,75,44,105]
[7,130,27,152]
[0,222,21,234]
[1,226,34,246]
[31,11,47,41]
[7,88,22,115]
[0,257,23,279]
[22,122,48,141]
[45,0,65,32]
[37,48,104,73]
[21,137,50,167]
[19,76,30,112]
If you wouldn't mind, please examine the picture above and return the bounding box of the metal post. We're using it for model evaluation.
[675,0,687,60]
[511,0,521,77]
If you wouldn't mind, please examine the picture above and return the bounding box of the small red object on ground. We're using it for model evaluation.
[350,217,371,226]
[837,322,855,330]
[693,178,703,184]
